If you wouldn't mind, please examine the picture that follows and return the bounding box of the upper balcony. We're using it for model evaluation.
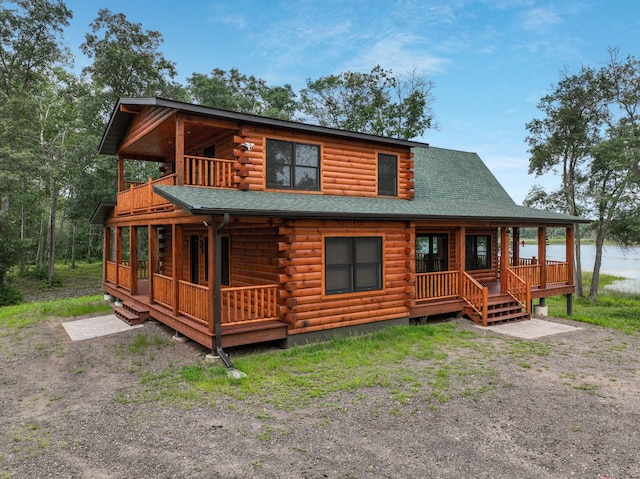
[115,155,236,216]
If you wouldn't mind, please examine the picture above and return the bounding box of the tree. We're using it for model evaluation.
[187,68,298,120]
[299,65,435,139]
[525,66,606,297]
[80,8,184,127]
[0,0,71,297]
[526,50,640,299]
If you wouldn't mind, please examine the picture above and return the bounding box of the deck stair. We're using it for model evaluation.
[465,294,530,326]
[114,301,150,326]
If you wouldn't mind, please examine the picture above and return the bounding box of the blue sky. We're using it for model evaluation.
[62,0,640,204]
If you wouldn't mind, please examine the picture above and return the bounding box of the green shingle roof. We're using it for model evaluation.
[153,146,584,225]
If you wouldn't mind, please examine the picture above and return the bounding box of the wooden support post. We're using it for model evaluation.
[115,226,122,288]
[103,227,109,284]
[175,117,185,186]
[538,227,547,289]
[207,220,215,335]
[172,224,183,316]
[512,227,520,266]
[148,225,157,304]
[500,226,509,293]
[130,226,138,295]
[566,225,575,286]
[117,155,125,192]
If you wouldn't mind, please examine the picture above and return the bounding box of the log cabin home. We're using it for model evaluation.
[90,97,585,355]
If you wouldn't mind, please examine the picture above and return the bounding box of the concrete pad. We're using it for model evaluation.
[62,314,143,341]
[476,318,581,339]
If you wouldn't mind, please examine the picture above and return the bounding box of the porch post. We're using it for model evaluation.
[512,227,520,266]
[538,227,547,289]
[103,227,110,284]
[172,224,183,316]
[566,225,575,286]
[207,219,215,335]
[130,226,138,295]
[148,225,157,304]
[456,226,465,290]
[117,155,125,192]
[500,226,509,293]
[175,116,185,186]
[115,226,122,289]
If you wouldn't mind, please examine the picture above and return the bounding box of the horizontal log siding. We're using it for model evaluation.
[280,219,412,333]
[231,126,414,198]
[228,223,282,287]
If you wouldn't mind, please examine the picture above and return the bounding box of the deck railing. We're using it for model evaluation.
[461,271,488,325]
[222,284,278,324]
[510,264,541,288]
[115,174,176,215]
[505,268,531,314]
[415,271,459,300]
[152,273,174,308]
[121,259,149,279]
[178,281,209,326]
[117,264,131,291]
[184,156,235,188]
[106,261,117,283]
[547,261,569,283]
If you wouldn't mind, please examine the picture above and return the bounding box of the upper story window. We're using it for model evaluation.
[378,153,398,196]
[266,139,320,190]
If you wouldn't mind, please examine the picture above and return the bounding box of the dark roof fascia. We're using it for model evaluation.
[99,97,429,156]
[153,186,587,225]
[89,201,116,225]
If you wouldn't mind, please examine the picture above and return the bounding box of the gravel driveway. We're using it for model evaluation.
[1,314,638,479]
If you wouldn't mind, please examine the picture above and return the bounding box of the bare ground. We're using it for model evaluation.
[1,311,639,479]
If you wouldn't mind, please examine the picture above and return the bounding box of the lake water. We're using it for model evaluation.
[519,243,640,294]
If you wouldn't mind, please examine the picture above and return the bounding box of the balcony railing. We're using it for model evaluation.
[415,271,459,300]
[184,156,235,188]
[116,174,176,215]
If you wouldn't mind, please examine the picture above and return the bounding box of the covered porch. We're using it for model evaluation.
[411,225,575,326]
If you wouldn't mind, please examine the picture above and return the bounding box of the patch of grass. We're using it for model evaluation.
[0,295,112,333]
[128,332,169,354]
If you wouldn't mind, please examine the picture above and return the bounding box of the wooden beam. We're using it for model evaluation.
[148,225,157,304]
[172,224,183,316]
[538,227,547,289]
[175,117,185,186]
[207,219,215,335]
[130,226,138,295]
[500,227,509,293]
[566,225,575,286]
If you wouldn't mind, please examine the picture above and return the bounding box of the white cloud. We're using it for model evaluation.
[518,6,562,32]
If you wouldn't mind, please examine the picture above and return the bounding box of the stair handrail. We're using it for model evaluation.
[506,268,531,314]
[461,271,488,326]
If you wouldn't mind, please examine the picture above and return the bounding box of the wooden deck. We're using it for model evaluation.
[104,280,288,349]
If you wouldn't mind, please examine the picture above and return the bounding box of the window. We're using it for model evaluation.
[416,234,448,272]
[378,153,398,196]
[325,237,382,294]
[465,235,491,270]
[266,139,320,190]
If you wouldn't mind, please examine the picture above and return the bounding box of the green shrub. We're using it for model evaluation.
[0,282,23,306]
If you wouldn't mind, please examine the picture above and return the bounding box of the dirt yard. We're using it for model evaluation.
[1,311,639,479]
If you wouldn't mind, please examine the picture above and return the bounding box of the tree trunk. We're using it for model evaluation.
[35,207,46,272]
[574,225,583,297]
[71,220,77,269]
[20,177,27,273]
[47,176,58,287]
[588,226,607,300]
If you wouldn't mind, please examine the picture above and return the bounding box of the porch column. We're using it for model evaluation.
[117,155,125,192]
[115,226,122,289]
[130,226,138,295]
[456,226,466,288]
[207,219,215,335]
[148,225,157,304]
[500,227,509,293]
[512,227,520,266]
[103,227,110,284]
[175,116,185,186]
[566,225,575,286]
[172,224,183,316]
[537,227,547,289]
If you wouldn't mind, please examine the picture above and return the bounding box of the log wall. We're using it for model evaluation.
[277,219,412,334]
[226,220,282,287]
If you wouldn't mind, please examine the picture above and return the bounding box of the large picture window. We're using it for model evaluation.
[416,234,448,272]
[465,235,491,270]
[325,237,382,294]
[378,153,398,196]
[266,139,320,190]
